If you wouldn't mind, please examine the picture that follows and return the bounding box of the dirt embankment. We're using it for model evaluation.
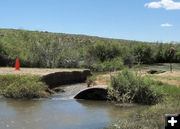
[42,70,91,89]
[0,68,91,89]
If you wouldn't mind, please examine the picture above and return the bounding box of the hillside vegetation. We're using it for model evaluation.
[0,29,180,70]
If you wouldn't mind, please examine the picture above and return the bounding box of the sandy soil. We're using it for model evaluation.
[0,67,85,76]
[152,71,180,87]
[93,70,180,87]
[92,71,148,87]
[153,78,180,87]
[94,74,111,86]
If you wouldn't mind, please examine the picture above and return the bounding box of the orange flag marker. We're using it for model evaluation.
[15,58,20,70]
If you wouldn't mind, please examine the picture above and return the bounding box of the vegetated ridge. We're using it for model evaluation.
[0,29,180,69]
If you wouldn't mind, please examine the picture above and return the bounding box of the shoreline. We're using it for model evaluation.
[0,68,91,99]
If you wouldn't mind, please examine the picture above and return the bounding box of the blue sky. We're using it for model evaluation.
[0,0,179,42]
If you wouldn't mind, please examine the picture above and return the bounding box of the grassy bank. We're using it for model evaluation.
[104,70,180,129]
[149,74,180,87]
[105,101,180,129]
[105,84,180,129]
[0,74,50,98]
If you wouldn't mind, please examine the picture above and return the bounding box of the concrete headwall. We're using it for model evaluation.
[41,70,91,89]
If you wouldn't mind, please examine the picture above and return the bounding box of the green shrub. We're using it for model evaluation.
[91,57,124,72]
[108,68,164,105]
[91,62,104,72]
[133,43,154,64]
[86,41,124,62]
[102,57,124,72]
[0,75,49,98]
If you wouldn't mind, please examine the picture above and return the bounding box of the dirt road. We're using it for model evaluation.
[0,67,85,76]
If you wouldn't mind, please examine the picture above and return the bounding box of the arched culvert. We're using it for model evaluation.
[74,87,108,100]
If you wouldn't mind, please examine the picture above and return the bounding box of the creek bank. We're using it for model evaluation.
[42,70,91,89]
[0,69,91,99]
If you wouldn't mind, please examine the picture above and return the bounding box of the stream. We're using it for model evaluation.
[0,83,146,129]
[141,63,180,71]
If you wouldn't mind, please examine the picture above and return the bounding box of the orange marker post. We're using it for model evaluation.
[15,58,20,70]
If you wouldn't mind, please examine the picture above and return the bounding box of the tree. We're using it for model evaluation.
[86,40,125,62]
[174,48,180,62]
[0,43,7,66]
[133,43,154,64]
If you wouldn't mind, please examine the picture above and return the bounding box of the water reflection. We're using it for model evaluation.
[76,100,146,121]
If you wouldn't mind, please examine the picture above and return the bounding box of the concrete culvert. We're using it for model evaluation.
[74,87,108,100]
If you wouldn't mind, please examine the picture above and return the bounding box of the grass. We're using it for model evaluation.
[162,84,180,99]
[105,100,180,129]
[0,74,50,98]
[147,74,180,87]
[149,74,180,80]
[104,68,180,129]
[105,78,180,129]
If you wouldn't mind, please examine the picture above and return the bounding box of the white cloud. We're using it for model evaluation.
[145,0,180,10]
[161,23,173,27]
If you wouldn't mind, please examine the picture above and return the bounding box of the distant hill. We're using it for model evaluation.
[0,28,149,45]
[0,29,179,68]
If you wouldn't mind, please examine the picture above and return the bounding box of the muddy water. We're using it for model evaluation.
[0,83,146,129]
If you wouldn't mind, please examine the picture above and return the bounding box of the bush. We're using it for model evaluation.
[108,68,164,105]
[86,41,126,62]
[91,57,124,72]
[0,75,49,98]
[133,43,154,64]
[102,57,124,72]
